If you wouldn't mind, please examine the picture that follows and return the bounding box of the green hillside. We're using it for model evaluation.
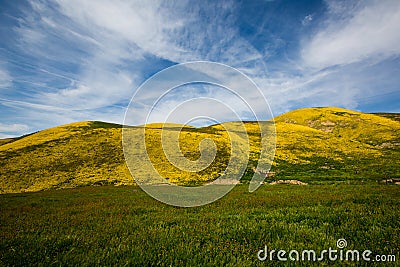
[1,107,399,193]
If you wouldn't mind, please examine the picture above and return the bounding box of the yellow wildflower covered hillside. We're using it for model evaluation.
[0,107,399,193]
[0,121,131,193]
[273,107,400,179]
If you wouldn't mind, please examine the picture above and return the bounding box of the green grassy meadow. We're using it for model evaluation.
[1,184,399,266]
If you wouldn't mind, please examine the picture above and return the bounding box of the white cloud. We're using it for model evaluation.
[39,68,137,110]
[0,133,16,139]
[0,123,29,134]
[54,0,178,57]
[0,66,12,88]
[302,0,400,69]
[52,0,262,66]
[302,14,313,26]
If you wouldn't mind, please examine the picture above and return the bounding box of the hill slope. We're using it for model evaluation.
[1,107,399,193]
[0,121,131,193]
[273,107,400,180]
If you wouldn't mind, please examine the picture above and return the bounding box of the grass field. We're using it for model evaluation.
[1,183,399,266]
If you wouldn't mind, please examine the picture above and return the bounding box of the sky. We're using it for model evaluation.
[0,0,399,138]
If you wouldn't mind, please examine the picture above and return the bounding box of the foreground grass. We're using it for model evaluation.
[0,184,399,266]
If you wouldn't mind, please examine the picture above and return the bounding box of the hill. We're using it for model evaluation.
[273,107,400,180]
[1,107,399,193]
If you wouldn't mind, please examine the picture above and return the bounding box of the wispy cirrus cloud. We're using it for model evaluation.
[0,64,12,89]
[0,122,29,138]
[301,0,400,69]
[0,122,28,133]
[13,1,259,104]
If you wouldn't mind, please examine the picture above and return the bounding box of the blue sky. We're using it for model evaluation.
[0,0,399,137]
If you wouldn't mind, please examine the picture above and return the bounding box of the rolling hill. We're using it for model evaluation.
[273,107,400,180]
[1,107,399,193]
